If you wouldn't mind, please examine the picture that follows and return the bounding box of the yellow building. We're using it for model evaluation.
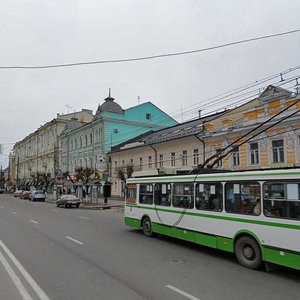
[109,85,300,197]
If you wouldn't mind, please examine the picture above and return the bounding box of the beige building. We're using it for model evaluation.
[109,85,300,197]
[12,109,93,186]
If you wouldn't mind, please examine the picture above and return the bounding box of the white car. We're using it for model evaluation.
[56,194,80,208]
[30,190,45,202]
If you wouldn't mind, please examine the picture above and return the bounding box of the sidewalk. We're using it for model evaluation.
[46,194,125,210]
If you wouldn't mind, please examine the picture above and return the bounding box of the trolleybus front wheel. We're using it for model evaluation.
[142,217,153,237]
[235,236,262,270]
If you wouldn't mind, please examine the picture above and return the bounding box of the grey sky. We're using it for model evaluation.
[1,0,300,168]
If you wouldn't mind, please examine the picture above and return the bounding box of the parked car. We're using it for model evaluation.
[57,194,80,208]
[0,188,5,194]
[21,191,31,200]
[30,190,45,202]
[13,190,23,198]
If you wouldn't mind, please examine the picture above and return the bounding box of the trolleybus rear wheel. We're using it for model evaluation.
[235,236,262,270]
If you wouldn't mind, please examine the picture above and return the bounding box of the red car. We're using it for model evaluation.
[21,191,31,200]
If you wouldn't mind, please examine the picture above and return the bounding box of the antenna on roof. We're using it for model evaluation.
[280,73,284,82]
[66,104,72,113]
[138,96,140,104]
[109,88,111,97]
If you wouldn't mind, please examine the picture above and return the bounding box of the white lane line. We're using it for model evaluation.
[0,248,33,300]
[166,285,200,300]
[30,220,39,225]
[0,240,50,300]
[11,211,17,214]
[66,236,84,245]
[78,216,90,220]
[50,209,58,212]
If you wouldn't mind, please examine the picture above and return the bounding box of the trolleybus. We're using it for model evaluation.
[124,168,300,270]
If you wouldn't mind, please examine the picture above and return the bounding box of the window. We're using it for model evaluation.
[249,143,259,165]
[171,152,175,167]
[154,183,171,206]
[232,145,240,166]
[272,140,284,163]
[146,113,152,120]
[182,150,187,166]
[215,149,223,168]
[139,184,153,204]
[126,184,137,203]
[193,149,199,165]
[148,156,152,168]
[90,132,93,145]
[263,182,300,220]
[172,183,194,208]
[159,154,163,167]
[80,137,83,148]
[130,158,133,165]
[85,134,88,146]
[195,183,223,211]
[139,157,143,170]
[225,182,260,215]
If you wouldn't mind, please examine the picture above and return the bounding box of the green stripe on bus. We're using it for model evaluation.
[264,247,300,270]
[125,204,300,230]
[124,216,234,252]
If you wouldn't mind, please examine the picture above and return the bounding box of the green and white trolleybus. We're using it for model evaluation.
[124,168,300,270]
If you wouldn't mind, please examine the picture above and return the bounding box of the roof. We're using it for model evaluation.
[258,85,293,102]
[109,112,222,153]
[96,92,123,115]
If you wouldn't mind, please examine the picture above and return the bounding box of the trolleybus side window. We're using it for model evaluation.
[154,183,171,206]
[172,183,194,209]
[139,184,154,204]
[195,183,223,211]
[126,184,137,203]
[225,182,260,215]
[263,182,300,220]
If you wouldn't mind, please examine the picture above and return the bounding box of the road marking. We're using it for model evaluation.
[78,216,90,220]
[12,211,17,214]
[0,240,50,300]
[30,220,39,224]
[66,236,84,245]
[166,285,200,300]
[0,248,33,300]
[50,209,58,212]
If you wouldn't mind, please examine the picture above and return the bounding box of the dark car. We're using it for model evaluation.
[21,190,31,200]
[57,194,80,208]
[30,190,45,202]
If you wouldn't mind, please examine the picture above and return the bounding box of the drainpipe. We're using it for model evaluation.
[194,134,205,165]
[149,145,157,169]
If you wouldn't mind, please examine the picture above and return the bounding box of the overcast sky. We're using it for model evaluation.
[1,0,300,168]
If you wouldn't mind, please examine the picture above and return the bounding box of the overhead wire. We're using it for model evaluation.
[0,29,300,69]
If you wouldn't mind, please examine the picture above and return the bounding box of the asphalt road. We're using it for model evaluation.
[0,194,299,300]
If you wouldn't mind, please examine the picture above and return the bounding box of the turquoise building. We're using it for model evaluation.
[60,92,177,176]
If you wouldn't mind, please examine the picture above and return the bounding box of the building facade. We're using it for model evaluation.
[60,93,178,178]
[109,85,300,197]
[12,109,93,187]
